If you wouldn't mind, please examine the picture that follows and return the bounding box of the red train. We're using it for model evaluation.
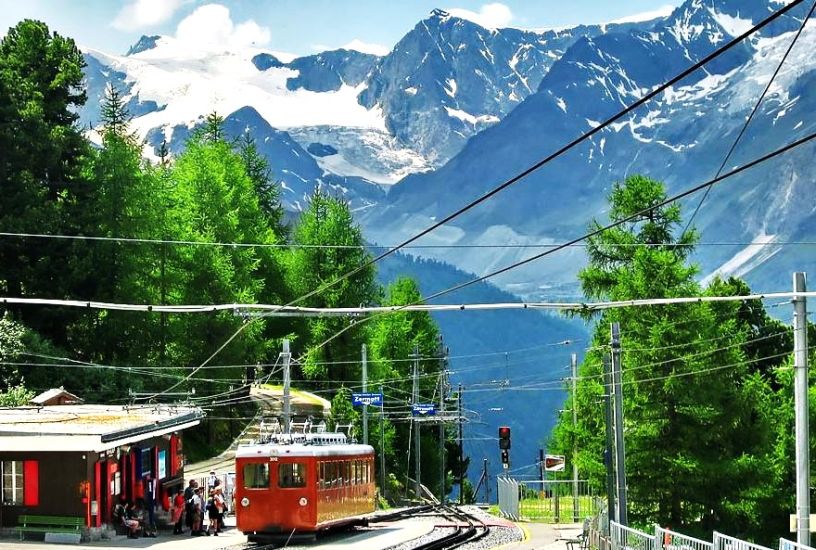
[235,433,376,540]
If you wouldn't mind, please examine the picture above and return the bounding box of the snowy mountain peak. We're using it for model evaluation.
[125,35,161,56]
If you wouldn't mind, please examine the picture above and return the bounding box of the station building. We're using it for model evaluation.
[0,392,203,532]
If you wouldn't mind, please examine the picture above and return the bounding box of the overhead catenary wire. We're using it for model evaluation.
[681,0,816,236]
[8,230,816,250]
[7,289,816,315]
[132,1,807,400]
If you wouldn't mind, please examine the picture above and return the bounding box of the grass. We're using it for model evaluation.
[519,494,596,523]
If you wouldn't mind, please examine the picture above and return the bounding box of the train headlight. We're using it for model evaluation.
[241,497,250,507]
[299,497,308,507]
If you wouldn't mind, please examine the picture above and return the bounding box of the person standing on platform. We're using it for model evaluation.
[172,488,185,534]
[143,474,158,537]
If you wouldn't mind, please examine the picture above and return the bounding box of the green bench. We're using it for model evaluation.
[16,515,84,540]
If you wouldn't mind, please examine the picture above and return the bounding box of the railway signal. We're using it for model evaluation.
[499,427,511,469]
[498,426,511,449]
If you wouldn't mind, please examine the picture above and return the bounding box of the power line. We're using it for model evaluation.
[681,0,816,236]
[138,2,806,400]
[8,289,816,315]
[7,229,816,250]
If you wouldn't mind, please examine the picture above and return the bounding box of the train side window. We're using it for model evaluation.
[279,463,306,488]
[344,461,351,485]
[243,463,269,489]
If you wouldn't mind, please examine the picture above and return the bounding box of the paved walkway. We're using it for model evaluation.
[0,517,245,549]
[506,522,584,550]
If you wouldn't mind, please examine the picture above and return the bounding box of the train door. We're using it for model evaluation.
[275,457,314,530]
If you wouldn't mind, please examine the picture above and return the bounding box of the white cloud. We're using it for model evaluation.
[113,0,186,31]
[609,4,676,25]
[446,3,514,29]
[175,4,270,50]
[342,39,390,57]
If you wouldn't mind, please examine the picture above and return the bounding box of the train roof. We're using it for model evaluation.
[236,432,375,459]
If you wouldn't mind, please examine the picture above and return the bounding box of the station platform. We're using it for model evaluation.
[506,522,584,550]
[0,517,245,550]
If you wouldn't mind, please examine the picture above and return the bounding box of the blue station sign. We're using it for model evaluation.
[412,403,436,416]
[351,392,384,406]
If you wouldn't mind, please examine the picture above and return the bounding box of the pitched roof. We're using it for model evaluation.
[29,387,84,405]
[0,404,203,452]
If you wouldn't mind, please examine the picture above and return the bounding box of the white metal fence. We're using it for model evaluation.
[779,539,816,550]
[611,521,655,550]
[656,525,713,550]
[712,532,773,550]
[497,477,520,521]
[604,522,801,550]
[496,478,598,523]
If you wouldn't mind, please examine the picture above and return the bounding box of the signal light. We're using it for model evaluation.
[498,426,511,450]
[501,449,509,467]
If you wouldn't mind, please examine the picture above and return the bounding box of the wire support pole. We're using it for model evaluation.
[282,339,291,434]
[793,272,810,546]
[603,353,616,526]
[611,323,628,526]
[458,382,464,505]
[362,344,368,445]
[380,383,386,497]
[572,352,579,522]
[412,346,421,501]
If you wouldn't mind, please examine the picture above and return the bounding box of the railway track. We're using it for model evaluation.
[216,504,493,550]
[385,504,490,550]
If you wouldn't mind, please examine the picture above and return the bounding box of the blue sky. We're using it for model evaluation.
[0,1,681,57]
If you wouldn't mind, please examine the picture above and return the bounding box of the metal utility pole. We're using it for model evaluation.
[412,346,421,501]
[282,339,291,433]
[380,384,386,493]
[458,383,464,505]
[571,353,579,522]
[793,272,810,545]
[483,458,490,503]
[610,323,628,525]
[603,354,616,524]
[439,363,447,503]
[362,344,368,445]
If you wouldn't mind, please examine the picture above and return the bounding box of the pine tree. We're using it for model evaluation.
[100,83,132,139]
[237,132,285,233]
[0,20,89,346]
[287,189,380,382]
[550,175,775,535]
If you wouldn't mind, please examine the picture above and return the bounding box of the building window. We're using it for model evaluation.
[243,463,269,489]
[278,463,306,488]
[140,448,152,477]
[1,461,23,505]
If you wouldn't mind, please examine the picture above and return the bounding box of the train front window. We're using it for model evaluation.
[279,463,306,488]
[243,463,269,489]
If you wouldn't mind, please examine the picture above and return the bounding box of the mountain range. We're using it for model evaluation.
[74,0,816,490]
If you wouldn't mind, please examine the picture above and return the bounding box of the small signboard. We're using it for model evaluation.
[412,403,436,416]
[789,514,816,532]
[351,392,383,406]
[544,454,566,471]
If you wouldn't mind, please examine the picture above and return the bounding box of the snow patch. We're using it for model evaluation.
[707,9,753,37]
[445,78,457,98]
[702,234,779,285]
[444,107,500,126]
[609,4,676,25]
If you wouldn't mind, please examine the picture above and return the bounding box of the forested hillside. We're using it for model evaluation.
[0,20,464,493]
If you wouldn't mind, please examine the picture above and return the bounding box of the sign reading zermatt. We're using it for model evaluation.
[351,393,383,406]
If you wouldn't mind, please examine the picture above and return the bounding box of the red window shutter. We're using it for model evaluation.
[23,460,39,506]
